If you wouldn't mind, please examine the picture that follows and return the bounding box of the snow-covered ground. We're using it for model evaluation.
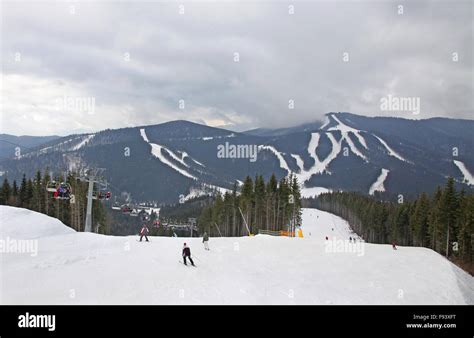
[300,186,331,198]
[1,206,473,305]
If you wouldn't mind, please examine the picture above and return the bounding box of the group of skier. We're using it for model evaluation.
[323,232,398,250]
[53,182,71,199]
[138,223,211,266]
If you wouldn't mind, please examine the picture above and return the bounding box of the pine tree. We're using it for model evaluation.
[457,194,473,262]
[254,175,266,231]
[410,192,430,247]
[19,174,28,207]
[439,178,458,257]
[26,179,34,209]
[291,175,302,227]
[428,187,443,251]
[11,180,19,206]
[32,170,43,212]
[266,174,277,230]
[0,178,11,205]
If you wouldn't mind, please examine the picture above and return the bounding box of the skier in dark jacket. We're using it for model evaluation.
[139,224,149,242]
[182,243,195,266]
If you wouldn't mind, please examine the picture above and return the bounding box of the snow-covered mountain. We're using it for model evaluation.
[0,113,473,203]
[1,205,472,304]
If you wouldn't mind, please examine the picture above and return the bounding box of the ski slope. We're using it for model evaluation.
[140,128,197,180]
[369,168,390,195]
[258,145,290,172]
[1,206,473,305]
[453,160,474,186]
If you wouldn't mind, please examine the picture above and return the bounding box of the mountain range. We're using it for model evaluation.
[0,112,472,204]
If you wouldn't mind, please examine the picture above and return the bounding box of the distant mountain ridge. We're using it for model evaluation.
[0,112,472,203]
[0,134,61,159]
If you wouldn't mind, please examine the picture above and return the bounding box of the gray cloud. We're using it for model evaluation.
[1,0,472,136]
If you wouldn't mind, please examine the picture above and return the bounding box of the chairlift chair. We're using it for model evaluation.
[55,182,73,200]
[46,181,58,193]
[112,201,122,210]
[121,204,133,214]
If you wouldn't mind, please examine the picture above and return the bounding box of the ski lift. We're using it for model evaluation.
[97,190,111,200]
[121,204,133,214]
[49,182,73,200]
[46,181,58,193]
[141,212,150,222]
[112,201,122,210]
[92,188,111,201]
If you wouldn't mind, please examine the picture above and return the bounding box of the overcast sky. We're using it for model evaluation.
[1,0,472,136]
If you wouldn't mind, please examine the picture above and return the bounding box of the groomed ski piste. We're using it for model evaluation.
[1,206,473,305]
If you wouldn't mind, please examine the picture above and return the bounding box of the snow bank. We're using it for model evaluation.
[1,206,472,305]
[0,206,75,239]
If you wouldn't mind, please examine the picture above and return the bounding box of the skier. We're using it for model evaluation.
[139,224,149,242]
[392,241,397,250]
[202,231,210,251]
[182,243,195,266]
[325,236,329,241]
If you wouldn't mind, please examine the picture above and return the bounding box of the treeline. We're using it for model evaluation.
[160,195,212,224]
[198,174,302,236]
[309,178,474,270]
[0,170,108,233]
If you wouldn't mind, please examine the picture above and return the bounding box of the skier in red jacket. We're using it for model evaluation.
[139,224,149,242]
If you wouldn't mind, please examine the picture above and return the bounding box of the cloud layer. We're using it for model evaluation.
[1,1,472,135]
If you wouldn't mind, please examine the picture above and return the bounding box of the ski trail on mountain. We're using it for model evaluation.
[291,154,305,172]
[294,132,342,183]
[369,168,390,195]
[453,160,474,185]
[71,134,95,151]
[372,134,408,162]
[258,145,290,172]
[140,128,197,180]
[328,115,368,149]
